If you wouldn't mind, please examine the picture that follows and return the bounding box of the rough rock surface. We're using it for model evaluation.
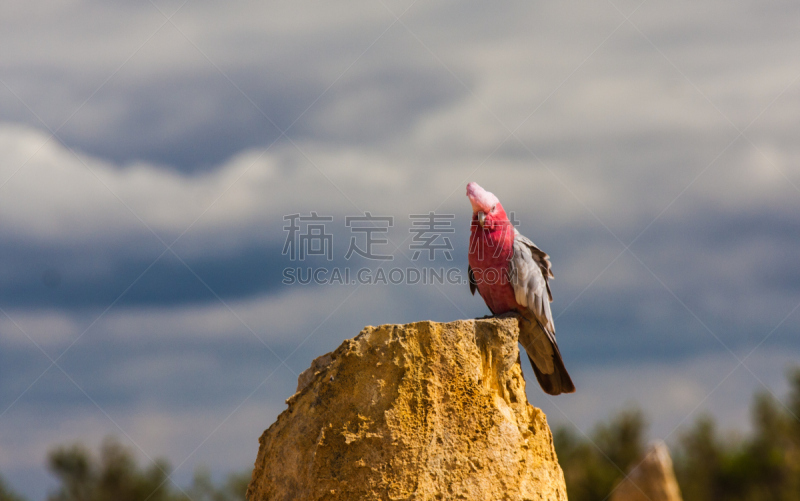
[247,318,567,501]
[611,441,683,501]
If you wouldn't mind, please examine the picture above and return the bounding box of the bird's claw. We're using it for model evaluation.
[475,312,521,320]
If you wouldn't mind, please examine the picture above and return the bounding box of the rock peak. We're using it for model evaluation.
[611,440,683,501]
[247,318,567,500]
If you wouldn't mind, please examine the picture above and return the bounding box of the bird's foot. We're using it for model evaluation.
[475,311,521,320]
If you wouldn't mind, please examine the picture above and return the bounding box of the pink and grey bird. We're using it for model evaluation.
[467,182,575,395]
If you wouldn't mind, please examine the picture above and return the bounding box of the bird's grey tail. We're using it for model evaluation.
[528,351,575,395]
[518,315,575,395]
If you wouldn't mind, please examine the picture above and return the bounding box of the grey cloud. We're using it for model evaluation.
[0,2,466,172]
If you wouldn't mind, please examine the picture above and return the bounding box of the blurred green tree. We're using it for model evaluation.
[45,438,248,501]
[556,366,800,501]
[0,474,26,501]
[674,371,800,501]
[554,407,647,501]
[47,438,173,501]
[179,468,249,501]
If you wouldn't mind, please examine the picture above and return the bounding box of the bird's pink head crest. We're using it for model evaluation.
[466,182,500,214]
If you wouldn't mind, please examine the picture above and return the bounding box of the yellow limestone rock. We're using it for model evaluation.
[611,441,682,501]
[247,318,568,501]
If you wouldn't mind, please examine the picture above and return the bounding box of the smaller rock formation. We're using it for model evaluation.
[247,319,567,500]
[611,441,683,501]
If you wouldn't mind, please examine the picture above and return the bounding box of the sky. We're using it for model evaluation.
[1,0,799,499]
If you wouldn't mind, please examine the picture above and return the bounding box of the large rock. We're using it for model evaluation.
[610,441,682,501]
[247,319,568,501]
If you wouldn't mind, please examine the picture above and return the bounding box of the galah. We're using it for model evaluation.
[467,182,575,395]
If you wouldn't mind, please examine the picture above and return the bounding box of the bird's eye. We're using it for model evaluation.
[491,205,496,212]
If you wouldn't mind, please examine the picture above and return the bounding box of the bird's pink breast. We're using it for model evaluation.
[468,218,520,315]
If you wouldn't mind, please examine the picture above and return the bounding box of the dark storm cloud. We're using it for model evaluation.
[1,336,280,411]
[302,65,467,145]
[0,65,464,172]
[0,3,467,173]
[0,241,288,309]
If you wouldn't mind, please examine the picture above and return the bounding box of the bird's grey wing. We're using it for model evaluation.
[510,229,555,333]
[511,230,575,394]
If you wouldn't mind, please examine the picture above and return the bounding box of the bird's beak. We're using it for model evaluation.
[477,211,485,228]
